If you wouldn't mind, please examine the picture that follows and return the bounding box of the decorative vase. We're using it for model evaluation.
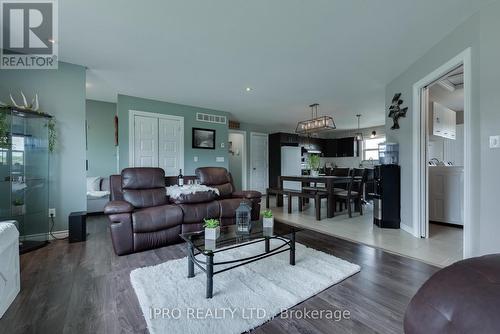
[205,226,220,240]
[311,170,319,177]
[263,217,274,227]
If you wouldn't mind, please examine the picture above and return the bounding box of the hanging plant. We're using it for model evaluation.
[47,118,57,152]
[0,109,11,149]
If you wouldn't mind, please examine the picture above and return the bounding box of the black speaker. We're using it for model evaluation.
[69,211,87,243]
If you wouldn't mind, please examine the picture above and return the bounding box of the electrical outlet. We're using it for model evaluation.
[48,208,56,217]
[216,157,225,162]
[193,156,198,162]
[490,135,500,149]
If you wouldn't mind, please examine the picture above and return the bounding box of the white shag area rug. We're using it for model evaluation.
[130,240,360,334]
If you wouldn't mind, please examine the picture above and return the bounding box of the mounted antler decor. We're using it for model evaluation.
[9,91,40,111]
[388,93,408,130]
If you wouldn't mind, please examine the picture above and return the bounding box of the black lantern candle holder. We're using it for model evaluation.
[235,201,252,234]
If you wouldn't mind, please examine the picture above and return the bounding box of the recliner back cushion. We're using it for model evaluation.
[121,168,167,208]
[122,167,165,189]
[195,167,234,197]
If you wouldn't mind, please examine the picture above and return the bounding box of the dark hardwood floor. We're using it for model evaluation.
[0,216,438,334]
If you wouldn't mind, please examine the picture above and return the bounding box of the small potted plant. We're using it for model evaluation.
[12,198,25,216]
[204,218,220,240]
[308,154,321,177]
[262,209,274,227]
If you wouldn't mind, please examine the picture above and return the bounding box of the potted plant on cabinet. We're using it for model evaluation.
[262,209,274,227]
[204,218,220,240]
[308,154,321,177]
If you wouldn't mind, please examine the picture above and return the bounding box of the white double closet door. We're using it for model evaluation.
[131,111,184,176]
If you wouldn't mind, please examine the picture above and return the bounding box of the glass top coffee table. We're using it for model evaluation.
[180,221,301,298]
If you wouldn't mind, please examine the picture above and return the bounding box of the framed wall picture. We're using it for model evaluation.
[192,128,216,149]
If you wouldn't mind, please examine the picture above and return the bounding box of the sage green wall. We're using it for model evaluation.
[0,62,87,232]
[86,100,117,177]
[117,94,229,175]
[386,0,500,256]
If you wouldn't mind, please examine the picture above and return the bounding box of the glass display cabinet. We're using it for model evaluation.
[0,107,50,253]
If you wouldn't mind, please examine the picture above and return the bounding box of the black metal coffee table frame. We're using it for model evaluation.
[185,232,296,298]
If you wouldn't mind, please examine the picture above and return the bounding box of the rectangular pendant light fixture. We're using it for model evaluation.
[295,103,336,134]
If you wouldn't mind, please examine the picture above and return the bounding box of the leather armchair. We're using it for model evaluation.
[104,168,183,255]
[195,167,262,221]
[404,254,500,334]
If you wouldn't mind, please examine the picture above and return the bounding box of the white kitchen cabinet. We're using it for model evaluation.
[428,166,463,225]
[443,124,464,166]
[433,102,456,140]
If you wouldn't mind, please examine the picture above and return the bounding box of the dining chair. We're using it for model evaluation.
[331,167,351,210]
[332,167,350,177]
[335,169,367,218]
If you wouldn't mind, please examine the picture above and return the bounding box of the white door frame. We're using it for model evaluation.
[412,48,471,258]
[128,110,184,172]
[249,132,269,191]
[228,130,247,190]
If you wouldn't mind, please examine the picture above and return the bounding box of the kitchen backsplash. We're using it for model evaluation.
[320,156,363,168]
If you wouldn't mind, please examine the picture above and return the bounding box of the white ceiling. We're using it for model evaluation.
[430,66,464,111]
[430,85,464,112]
[59,0,488,130]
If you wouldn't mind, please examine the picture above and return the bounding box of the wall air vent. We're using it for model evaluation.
[196,112,227,125]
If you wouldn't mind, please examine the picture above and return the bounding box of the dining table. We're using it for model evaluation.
[277,175,353,219]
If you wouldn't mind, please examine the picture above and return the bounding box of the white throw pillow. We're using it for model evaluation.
[86,176,102,192]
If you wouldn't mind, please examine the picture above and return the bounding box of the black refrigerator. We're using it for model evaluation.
[373,165,400,229]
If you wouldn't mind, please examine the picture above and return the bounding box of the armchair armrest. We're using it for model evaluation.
[104,200,134,215]
[232,190,262,200]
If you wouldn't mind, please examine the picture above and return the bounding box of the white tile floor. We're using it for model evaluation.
[268,196,463,267]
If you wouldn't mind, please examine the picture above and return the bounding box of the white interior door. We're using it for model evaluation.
[250,132,268,193]
[130,110,184,174]
[134,115,158,167]
[158,118,182,176]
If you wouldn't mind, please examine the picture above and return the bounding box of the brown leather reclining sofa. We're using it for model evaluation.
[104,167,262,255]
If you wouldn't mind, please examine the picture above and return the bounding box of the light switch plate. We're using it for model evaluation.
[216,157,224,162]
[220,142,225,148]
[490,135,500,149]
[193,156,198,162]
